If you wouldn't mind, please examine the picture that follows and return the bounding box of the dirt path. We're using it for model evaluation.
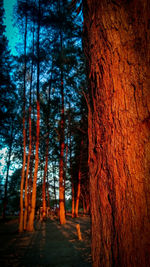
[0,215,91,266]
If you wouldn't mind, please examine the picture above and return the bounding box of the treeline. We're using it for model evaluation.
[0,0,90,230]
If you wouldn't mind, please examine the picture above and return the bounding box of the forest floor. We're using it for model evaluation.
[0,214,92,267]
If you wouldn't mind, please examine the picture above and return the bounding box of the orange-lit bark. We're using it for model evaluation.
[26,0,40,231]
[59,77,66,224]
[19,118,26,233]
[83,0,150,266]
[19,5,27,232]
[75,140,83,217]
[27,23,34,219]
[59,75,66,224]
[27,100,40,231]
[28,151,33,216]
[75,170,81,217]
[24,104,32,230]
[46,175,50,210]
[71,178,75,218]
[59,139,66,224]
[58,9,66,224]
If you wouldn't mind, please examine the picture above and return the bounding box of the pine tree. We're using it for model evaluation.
[83,0,150,266]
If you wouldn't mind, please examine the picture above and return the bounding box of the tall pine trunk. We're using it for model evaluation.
[19,5,27,232]
[58,4,66,223]
[42,80,51,220]
[59,70,66,224]
[83,0,150,266]
[27,0,40,232]
[24,79,32,230]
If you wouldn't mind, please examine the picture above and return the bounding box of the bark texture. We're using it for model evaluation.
[83,0,150,266]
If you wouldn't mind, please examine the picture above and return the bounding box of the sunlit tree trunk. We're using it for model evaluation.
[27,26,35,219]
[68,105,75,218]
[24,106,32,230]
[19,4,27,232]
[75,139,83,217]
[24,69,32,230]
[28,149,34,216]
[27,0,40,232]
[71,177,75,218]
[83,0,150,266]
[59,69,66,224]
[42,81,51,220]
[46,174,50,210]
[58,1,66,224]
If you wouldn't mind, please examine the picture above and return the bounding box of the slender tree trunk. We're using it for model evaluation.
[59,70,66,224]
[75,139,83,217]
[27,0,40,231]
[58,9,66,223]
[42,138,49,220]
[71,177,75,218]
[82,196,86,215]
[42,76,51,220]
[69,107,75,218]
[27,24,34,219]
[19,5,27,232]
[28,153,33,216]
[24,104,32,229]
[24,62,33,230]
[46,174,50,209]
[53,163,57,208]
[83,0,150,266]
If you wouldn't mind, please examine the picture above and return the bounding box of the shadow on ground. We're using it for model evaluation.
[0,215,91,267]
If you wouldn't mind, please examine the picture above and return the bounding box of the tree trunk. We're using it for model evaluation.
[27,25,34,219]
[27,0,40,231]
[59,72,66,224]
[75,139,83,217]
[19,4,27,232]
[24,101,32,230]
[71,177,75,218]
[58,10,66,223]
[83,0,150,266]
[42,138,49,220]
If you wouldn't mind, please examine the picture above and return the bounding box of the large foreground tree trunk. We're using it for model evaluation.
[83,0,150,266]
